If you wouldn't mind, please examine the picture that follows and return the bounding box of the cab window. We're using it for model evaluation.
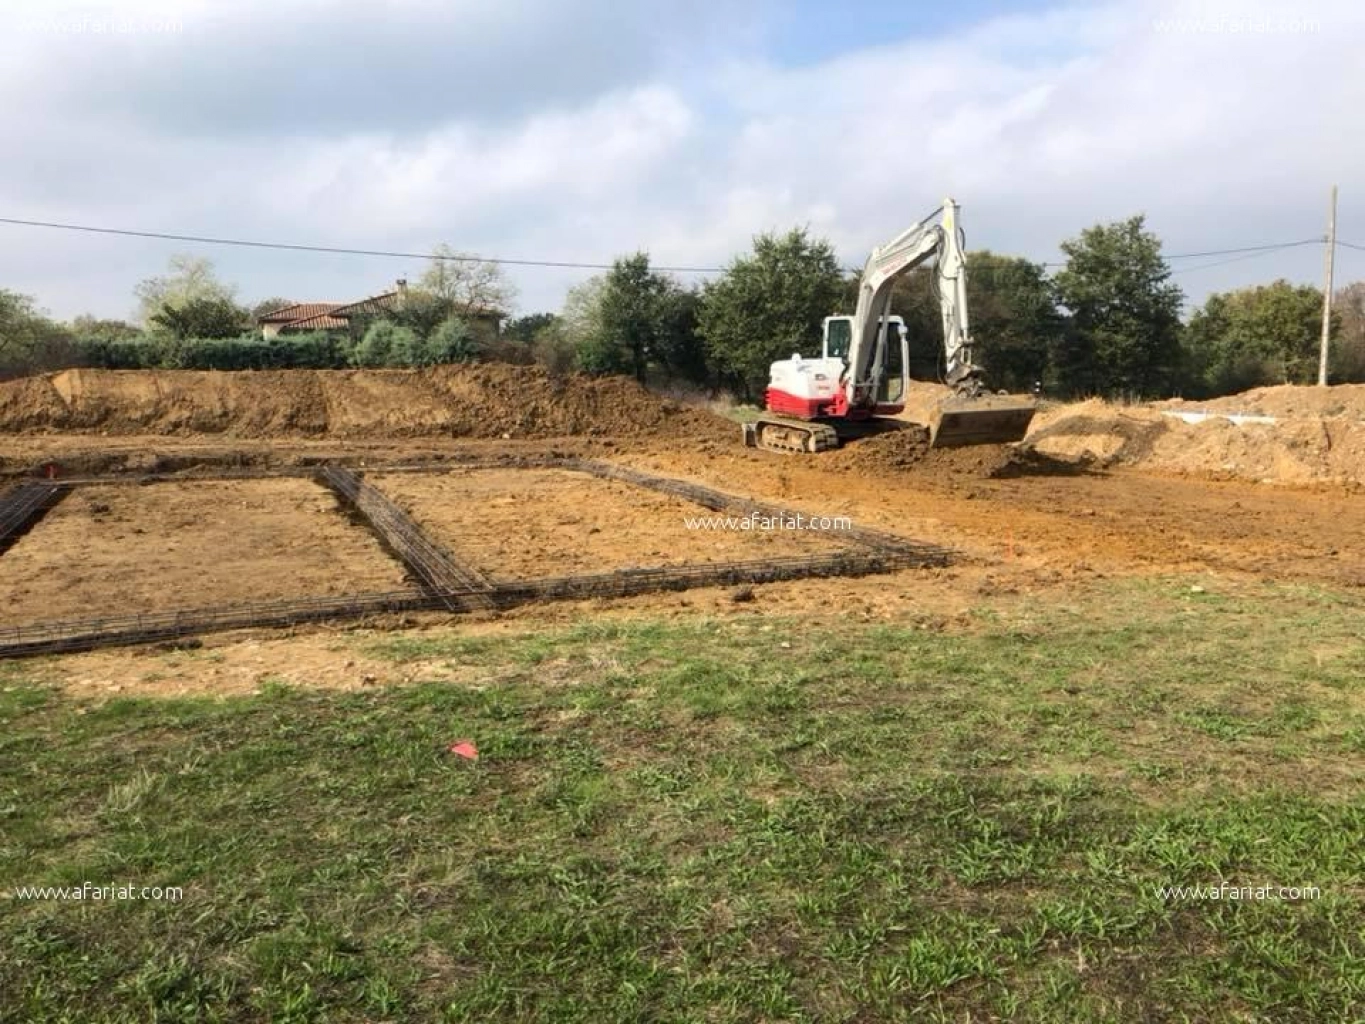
[824,319,852,361]
[877,324,906,404]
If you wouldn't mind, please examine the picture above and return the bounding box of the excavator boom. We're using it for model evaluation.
[852,199,1035,448]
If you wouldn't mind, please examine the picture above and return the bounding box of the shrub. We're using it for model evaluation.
[351,320,418,368]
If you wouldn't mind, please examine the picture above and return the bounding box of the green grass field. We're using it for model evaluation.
[4,577,1365,1022]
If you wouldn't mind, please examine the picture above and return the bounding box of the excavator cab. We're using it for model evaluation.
[822,315,909,413]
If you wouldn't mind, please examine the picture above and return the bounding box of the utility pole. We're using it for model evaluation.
[1319,184,1337,386]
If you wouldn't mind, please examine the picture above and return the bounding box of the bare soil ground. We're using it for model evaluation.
[3,369,1364,696]
[1,477,407,627]
[372,467,854,580]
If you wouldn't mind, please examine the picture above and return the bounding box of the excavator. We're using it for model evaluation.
[741,198,1036,453]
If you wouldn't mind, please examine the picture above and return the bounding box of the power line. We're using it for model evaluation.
[1163,238,1322,259]
[0,216,731,275]
[1338,239,1365,252]
[1169,247,1305,275]
[0,214,1338,278]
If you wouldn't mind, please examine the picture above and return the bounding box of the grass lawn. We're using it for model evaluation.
[4,576,1365,1022]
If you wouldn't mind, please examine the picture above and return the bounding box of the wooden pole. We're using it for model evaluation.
[1319,185,1338,386]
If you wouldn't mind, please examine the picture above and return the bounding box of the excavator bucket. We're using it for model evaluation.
[928,395,1037,448]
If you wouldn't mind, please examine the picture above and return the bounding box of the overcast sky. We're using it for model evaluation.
[0,0,1361,321]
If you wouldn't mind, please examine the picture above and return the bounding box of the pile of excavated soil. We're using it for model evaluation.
[898,380,957,425]
[1163,382,1365,421]
[828,383,1080,482]
[826,425,1082,483]
[1027,386,1365,486]
[0,366,734,442]
[839,381,1365,487]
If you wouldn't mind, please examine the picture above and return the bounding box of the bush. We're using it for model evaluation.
[422,317,479,365]
[351,320,418,368]
[574,332,631,376]
[69,336,154,370]
[531,323,576,376]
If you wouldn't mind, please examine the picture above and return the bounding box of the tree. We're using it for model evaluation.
[594,253,670,382]
[531,319,578,376]
[0,290,75,376]
[697,228,844,399]
[68,315,141,343]
[653,287,708,386]
[560,277,606,346]
[1051,216,1183,397]
[134,254,237,326]
[0,290,44,361]
[418,245,517,319]
[389,293,460,342]
[574,326,633,376]
[1184,280,1331,394]
[964,252,1062,392]
[149,297,249,341]
[503,313,557,346]
[547,276,608,372]
[1332,281,1365,382]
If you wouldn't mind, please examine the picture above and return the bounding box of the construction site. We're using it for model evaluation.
[2,364,1363,676]
[6,362,1365,1022]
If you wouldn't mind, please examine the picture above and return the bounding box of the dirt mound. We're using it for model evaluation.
[1027,387,1365,486]
[897,380,957,426]
[827,425,1084,483]
[1164,383,1365,421]
[0,366,733,442]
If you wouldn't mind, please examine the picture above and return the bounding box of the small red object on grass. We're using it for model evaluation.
[448,740,478,761]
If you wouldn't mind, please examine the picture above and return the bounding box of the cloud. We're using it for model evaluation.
[1,0,742,136]
[0,0,1360,319]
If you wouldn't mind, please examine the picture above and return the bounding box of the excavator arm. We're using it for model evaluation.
[845,198,1035,447]
[845,198,982,412]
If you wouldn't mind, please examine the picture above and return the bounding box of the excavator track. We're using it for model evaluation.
[742,418,840,454]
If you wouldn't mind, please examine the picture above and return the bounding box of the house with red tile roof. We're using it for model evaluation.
[256,281,503,339]
[256,295,398,339]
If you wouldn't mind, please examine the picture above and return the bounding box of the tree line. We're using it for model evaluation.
[3,216,1363,400]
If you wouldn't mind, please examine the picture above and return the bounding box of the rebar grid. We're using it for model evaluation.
[317,465,495,608]
[0,548,946,659]
[0,482,71,554]
[0,457,955,659]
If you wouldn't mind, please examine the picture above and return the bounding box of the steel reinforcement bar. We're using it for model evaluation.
[28,453,945,559]
[0,548,948,660]
[561,458,932,556]
[0,482,71,555]
[318,465,496,609]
